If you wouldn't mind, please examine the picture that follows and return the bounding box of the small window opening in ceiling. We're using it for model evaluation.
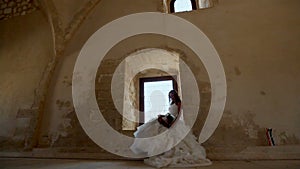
[174,0,193,13]
[166,0,216,13]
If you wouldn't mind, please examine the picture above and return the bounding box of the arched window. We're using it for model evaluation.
[170,0,197,13]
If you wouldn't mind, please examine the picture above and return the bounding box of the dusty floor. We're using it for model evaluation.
[1,158,300,169]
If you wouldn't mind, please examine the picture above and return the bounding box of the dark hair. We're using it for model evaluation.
[169,90,181,105]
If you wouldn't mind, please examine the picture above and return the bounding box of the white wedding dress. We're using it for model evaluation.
[130,104,212,168]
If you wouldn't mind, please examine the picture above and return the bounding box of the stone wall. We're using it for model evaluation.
[0,0,299,160]
[0,0,39,20]
[0,10,53,150]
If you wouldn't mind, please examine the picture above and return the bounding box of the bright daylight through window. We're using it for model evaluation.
[143,80,173,123]
[174,0,193,12]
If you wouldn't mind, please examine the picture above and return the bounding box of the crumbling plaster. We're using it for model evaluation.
[43,0,300,153]
[0,0,299,160]
[0,0,104,150]
[0,10,53,150]
[117,48,181,130]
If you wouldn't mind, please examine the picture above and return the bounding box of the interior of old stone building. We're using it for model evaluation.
[1,0,300,168]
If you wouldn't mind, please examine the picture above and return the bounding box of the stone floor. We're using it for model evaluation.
[1,158,300,169]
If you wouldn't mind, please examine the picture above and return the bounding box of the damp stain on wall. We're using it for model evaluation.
[234,66,241,76]
[260,91,266,95]
[278,131,300,145]
[62,76,72,87]
[204,111,267,151]
[48,99,74,146]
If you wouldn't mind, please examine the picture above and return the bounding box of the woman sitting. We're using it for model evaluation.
[130,90,212,168]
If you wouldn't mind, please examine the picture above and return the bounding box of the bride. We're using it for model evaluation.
[130,90,212,168]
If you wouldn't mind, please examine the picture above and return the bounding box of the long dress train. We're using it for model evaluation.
[130,104,212,168]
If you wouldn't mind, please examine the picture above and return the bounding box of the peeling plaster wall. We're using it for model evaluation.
[1,0,299,160]
[40,0,300,158]
[38,0,164,149]
[195,0,300,148]
[121,48,180,130]
[0,11,53,150]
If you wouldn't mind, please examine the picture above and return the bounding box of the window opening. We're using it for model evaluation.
[139,76,177,124]
[170,0,197,13]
